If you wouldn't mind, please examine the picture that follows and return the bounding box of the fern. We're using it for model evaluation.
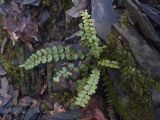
[98,59,119,69]
[75,68,100,107]
[19,10,120,109]
[78,10,103,58]
[19,45,84,70]
[53,63,80,82]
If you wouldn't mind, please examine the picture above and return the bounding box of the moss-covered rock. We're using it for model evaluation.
[104,32,157,120]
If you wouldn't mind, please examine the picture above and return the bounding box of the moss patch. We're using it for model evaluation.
[104,32,156,120]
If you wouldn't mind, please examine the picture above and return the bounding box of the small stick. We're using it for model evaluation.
[1,37,9,54]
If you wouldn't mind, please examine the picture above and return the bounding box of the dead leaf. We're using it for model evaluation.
[82,96,109,120]
[94,108,108,120]
[24,101,40,120]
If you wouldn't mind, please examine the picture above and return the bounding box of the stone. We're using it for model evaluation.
[11,106,23,116]
[24,102,40,120]
[66,0,89,22]
[113,23,160,79]
[47,109,82,120]
[91,0,117,41]
[152,89,160,105]
[0,77,9,95]
[38,10,51,27]
[0,64,6,76]
[126,0,160,51]
[20,96,32,107]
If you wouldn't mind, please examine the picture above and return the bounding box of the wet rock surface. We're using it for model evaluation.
[91,0,117,41]
[113,23,160,79]
[0,64,6,76]
[47,109,82,120]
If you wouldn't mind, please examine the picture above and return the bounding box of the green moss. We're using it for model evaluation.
[51,91,74,106]
[119,11,134,27]
[42,0,51,6]
[103,75,132,120]
[1,43,25,87]
[105,33,156,120]
[61,0,72,11]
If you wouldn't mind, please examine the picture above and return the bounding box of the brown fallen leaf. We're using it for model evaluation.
[82,96,109,120]
[31,99,39,107]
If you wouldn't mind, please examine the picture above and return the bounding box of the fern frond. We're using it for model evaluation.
[78,10,103,58]
[53,67,72,82]
[98,59,119,69]
[53,63,80,82]
[19,45,84,70]
[75,68,100,107]
[103,76,115,113]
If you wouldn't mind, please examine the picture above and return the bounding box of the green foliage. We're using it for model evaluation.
[78,10,103,58]
[98,59,119,68]
[20,10,119,108]
[103,75,132,120]
[75,68,100,107]
[53,63,80,82]
[19,45,84,70]
[120,11,134,27]
[42,0,51,6]
[106,33,156,120]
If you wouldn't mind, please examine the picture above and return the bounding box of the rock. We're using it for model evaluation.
[24,102,40,120]
[0,94,12,107]
[0,77,9,95]
[134,1,160,26]
[152,89,160,105]
[49,21,65,40]
[0,3,5,15]
[47,109,82,120]
[22,0,41,6]
[30,0,41,6]
[156,108,160,120]
[0,108,9,115]
[91,0,117,41]
[113,23,160,79]
[66,0,89,22]
[20,96,32,107]
[126,0,160,50]
[11,106,23,116]
[107,69,129,102]
[11,1,21,14]
[38,10,51,27]
[0,64,6,76]
[11,90,19,106]
[2,115,12,120]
